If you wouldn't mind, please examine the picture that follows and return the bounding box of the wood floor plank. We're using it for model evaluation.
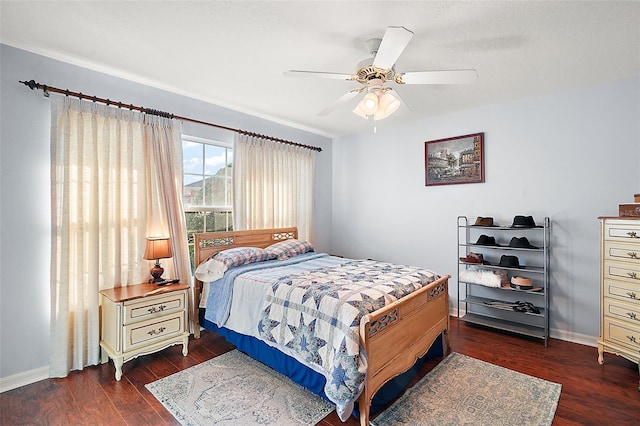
[97,359,167,426]
[126,362,181,426]
[1,317,638,425]
[65,366,127,425]
[1,378,84,425]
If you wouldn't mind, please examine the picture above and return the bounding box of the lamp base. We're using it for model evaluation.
[149,262,165,283]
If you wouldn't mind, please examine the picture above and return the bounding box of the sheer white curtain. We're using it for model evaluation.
[232,133,314,241]
[49,96,189,377]
[143,114,192,322]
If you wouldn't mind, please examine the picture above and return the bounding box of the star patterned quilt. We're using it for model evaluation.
[256,259,440,419]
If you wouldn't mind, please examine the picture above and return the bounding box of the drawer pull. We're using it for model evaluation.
[147,326,166,336]
[627,272,638,280]
[627,291,638,299]
[628,312,638,321]
[627,231,639,238]
[627,335,638,344]
[628,251,638,259]
[147,304,167,314]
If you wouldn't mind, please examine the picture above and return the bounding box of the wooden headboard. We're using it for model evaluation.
[192,227,298,338]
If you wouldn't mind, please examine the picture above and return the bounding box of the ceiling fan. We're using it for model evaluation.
[285,26,478,120]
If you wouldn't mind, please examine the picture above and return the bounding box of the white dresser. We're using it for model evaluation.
[100,282,190,380]
[597,217,640,388]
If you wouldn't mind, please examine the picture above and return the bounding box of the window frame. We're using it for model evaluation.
[182,135,233,268]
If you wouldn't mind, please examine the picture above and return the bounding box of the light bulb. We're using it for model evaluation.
[360,93,379,114]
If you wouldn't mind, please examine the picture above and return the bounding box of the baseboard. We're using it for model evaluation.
[549,328,597,348]
[0,366,49,393]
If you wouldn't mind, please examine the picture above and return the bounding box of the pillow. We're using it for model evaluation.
[194,257,226,283]
[194,246,275,282]
[265,239,314,261]
[214,246,275,269]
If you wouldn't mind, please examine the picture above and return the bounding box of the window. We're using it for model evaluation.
[182,136,233,268]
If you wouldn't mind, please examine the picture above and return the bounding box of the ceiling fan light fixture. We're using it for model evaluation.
[352,102,369,119]
[377,92,401,119]
[360,93,379,114]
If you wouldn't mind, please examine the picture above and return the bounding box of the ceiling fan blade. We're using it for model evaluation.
[285,70,355,81]
[397,69,478,85]
[318,88,364,116]
[373,26,414,70]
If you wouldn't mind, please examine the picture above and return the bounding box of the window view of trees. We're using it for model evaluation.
[182,138,233,268]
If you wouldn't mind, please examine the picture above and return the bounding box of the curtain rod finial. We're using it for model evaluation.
[19,79,39,90]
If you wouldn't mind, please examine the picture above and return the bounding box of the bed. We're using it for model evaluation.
[192,227,450,425]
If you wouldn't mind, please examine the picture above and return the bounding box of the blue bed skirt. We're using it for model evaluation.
[200,315,443,417]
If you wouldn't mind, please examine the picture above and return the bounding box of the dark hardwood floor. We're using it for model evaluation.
[2,317,639,425]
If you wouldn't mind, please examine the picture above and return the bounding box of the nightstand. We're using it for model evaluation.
[100,282,190,381]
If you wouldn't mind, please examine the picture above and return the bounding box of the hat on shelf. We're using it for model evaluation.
[474,234,498,246]
[498,254,521,268]
[460,252,485,264]
[472,217,497,227]
[507,236,538,249]
[510,215,542,228]
[504,276,542,291]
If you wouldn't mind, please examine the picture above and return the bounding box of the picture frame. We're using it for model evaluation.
[424,132,484,186]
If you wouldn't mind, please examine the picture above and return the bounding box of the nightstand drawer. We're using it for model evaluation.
[604,297,640,324]
[603,317,640,353]
[123,292,186,324]
[603,241,640,264]
[123,312,185,352]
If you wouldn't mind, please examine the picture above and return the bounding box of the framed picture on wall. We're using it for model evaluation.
[424,132,484,186]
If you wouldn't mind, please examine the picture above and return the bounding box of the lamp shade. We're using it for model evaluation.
[143,237,172,260]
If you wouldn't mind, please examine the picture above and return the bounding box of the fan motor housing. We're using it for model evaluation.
[355,64,395,84]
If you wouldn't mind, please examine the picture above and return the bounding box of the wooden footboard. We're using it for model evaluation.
[358,274,450,426]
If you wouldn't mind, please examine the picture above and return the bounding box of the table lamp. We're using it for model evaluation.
[143,237,172,283]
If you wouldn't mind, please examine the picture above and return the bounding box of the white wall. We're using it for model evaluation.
[0,45,333,384]
[332,76,640,343]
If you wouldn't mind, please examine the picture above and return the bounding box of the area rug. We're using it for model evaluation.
[372,352,561,426]
[145,349,333,425]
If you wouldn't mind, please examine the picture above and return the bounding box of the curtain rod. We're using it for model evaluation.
[19,79,322,152]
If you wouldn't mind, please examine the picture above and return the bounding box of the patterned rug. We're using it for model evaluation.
[145,350,333,425]
[372,352,562,426]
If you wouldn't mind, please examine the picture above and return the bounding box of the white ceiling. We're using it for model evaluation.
[1,1,639,137]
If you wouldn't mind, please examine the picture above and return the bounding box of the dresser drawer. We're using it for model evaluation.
[604,296,640,324]
[603,241,640,264]
[123,312,186,352]
[603,260,640,284]
[602,317,640,353]
[604,279,640,302]
[123,291,186,324]
[604,221,640,243]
